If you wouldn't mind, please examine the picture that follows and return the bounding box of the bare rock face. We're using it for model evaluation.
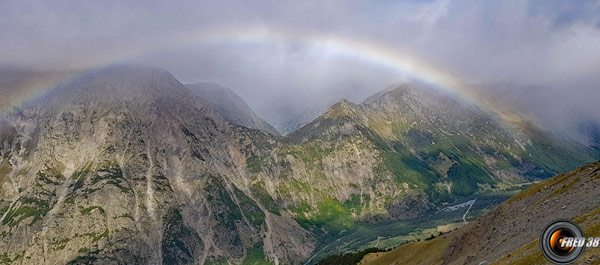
[0,65,312,265]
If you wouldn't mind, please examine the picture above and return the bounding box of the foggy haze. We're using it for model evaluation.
[1,0,599,136]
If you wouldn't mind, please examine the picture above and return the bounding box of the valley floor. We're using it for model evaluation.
[310,188,527,264]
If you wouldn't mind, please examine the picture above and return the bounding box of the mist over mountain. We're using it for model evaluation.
[0,65,597,264]
[0,66,74,113]
[3,0,599,146]
[264,102,335,136]
[470,82,600,149]
[186,82,279,135]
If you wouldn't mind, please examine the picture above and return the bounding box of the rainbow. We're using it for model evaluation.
[160,24,471,100]
[0,70,83,115]
[1,24,475,115]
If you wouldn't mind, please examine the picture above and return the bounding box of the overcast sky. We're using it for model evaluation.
[1,0,599,136]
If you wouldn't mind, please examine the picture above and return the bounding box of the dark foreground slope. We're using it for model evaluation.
[360,161,600,265]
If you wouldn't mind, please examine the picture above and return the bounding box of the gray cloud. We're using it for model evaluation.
[1,0,599,137]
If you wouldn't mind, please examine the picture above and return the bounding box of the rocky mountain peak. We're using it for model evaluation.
[362,83,418,105]
[322,98,359,119]
[339,98,351,104]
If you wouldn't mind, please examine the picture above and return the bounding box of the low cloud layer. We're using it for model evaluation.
[1,0,599,136]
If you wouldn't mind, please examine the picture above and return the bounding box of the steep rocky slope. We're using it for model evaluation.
[0,66,312,265]
[360,161,600,265]
[186,82,279,135]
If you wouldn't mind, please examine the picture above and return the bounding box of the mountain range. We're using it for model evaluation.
[0,65,598,264]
